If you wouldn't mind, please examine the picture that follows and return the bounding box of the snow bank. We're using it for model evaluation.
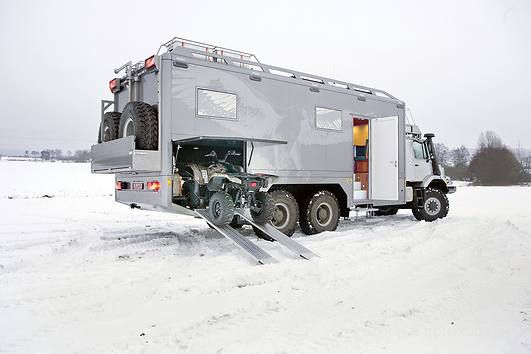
[0,161,530,354]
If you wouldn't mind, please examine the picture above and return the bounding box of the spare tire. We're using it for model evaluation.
[98,112,121,143]
[118,102,158,150]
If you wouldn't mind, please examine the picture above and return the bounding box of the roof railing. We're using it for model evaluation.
[153,36,398,100]
[157,36,260,63]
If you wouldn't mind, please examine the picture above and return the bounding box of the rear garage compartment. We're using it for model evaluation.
[171,138,247,208]
[174,139,246,170]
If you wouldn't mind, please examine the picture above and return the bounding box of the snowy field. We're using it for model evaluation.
[1,161,530,354]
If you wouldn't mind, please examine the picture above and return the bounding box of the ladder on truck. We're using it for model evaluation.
[195,209,318,265]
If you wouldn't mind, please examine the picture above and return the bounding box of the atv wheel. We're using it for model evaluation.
[250,192,274,224]
[98,112,121,143]
[375,206,399,216]
[412,188,449,222]
[300,190,340,235]
[118,102,158,150]
[250,192,275,242]
[208,192,235,226]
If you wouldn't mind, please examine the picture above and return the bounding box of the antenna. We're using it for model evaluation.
[405,107,417,126]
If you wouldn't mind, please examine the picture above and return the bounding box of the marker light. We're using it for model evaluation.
[116,181,123,190]
[144,55,156,71]
[109,78,119,93]
[147,181,161,192]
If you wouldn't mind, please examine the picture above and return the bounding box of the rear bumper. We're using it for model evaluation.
[447,185,457,194]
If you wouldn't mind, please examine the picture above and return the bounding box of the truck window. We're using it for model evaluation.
[412,141,427,160]
[316,107,342,130]
[197,89,237,120]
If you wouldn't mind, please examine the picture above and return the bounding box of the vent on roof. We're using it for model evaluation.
[269,68,296,78]
[353,87,372,95]
[301,76,324,84]
[328,81,349,89]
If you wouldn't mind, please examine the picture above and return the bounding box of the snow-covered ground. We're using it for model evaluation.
[1,161,530,354]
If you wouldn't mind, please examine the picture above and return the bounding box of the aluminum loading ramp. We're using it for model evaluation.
[235,209,318,260]
[195,209,318,264]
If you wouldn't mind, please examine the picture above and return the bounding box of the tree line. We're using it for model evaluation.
[25,149,91,162]
[435,131,530,185]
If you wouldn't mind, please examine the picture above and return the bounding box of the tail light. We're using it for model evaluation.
[116,181,123,190]
[249,181,259,189]
[109,78,120,93]
[144,55,156,71]
[147,181,161,192]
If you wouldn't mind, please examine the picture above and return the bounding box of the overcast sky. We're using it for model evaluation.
[1,0,530,152]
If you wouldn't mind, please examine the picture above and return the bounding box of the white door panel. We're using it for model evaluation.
[370,116,399,201]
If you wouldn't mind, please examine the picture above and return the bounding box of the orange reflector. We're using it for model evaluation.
[147,181,160,192]
[145,55,156,71]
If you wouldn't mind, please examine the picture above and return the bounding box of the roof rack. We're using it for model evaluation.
[157,36,398,101]
[157,36,260,63]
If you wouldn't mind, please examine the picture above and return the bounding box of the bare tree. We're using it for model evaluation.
[434,143,450,167]
[451,146,470,168]
[478,130,503,150]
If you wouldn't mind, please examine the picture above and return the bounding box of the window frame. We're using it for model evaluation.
[412,140,428,160]
[315,106,343,131]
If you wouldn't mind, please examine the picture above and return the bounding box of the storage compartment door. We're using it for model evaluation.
[370,116,399,201]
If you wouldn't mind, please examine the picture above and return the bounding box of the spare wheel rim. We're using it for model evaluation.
[103,126,112,141]
[123,117,135,138]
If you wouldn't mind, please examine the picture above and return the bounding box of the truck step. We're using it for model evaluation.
[195,210,277,265]
[236,209,318,260]
[353,207,379,218]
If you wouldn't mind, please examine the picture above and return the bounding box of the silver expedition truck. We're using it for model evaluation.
[92,37,455,262]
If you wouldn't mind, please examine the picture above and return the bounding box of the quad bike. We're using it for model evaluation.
[176,150,274,227]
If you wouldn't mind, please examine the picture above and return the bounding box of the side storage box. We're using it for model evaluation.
[91,136,161,174]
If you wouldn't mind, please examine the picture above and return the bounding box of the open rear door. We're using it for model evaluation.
[370,116,399,201]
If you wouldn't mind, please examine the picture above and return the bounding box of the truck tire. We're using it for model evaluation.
[250,192,274,224]
[98,112,121,143]
[299,190,340,235]
[412,188,449,222]
[208,192,235,226]
[118,102,158,150]
[411,207,423,221]
[375,206,399,216]
[252,190,299,241]
[270,190,299,236]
